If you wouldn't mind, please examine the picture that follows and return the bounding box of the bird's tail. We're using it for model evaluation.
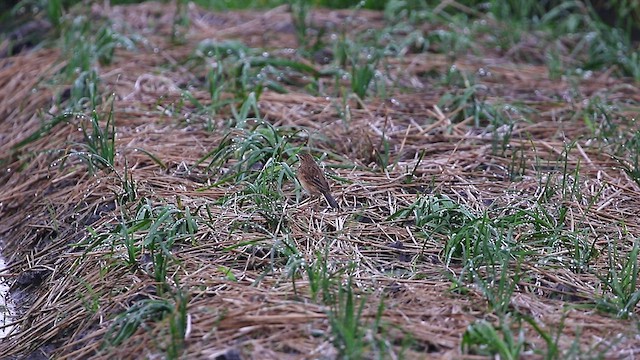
[323,193,339,209]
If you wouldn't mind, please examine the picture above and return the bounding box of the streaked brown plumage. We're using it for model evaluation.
[297,153,339,209]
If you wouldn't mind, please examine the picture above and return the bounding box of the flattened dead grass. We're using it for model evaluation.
[1,2,640,359]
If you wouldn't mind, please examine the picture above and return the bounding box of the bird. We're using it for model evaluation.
[297,153,339,209]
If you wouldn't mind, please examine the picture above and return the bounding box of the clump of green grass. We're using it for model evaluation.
[472,255,522,316]
[72,101,117,173]
[103,299,174,348]
[349,50,380,100]
[390,194,476,234]
[597,239,640,319]
[615,130,640,188]
[195,95,299,197]
[172,0,190,44]
[60,15,135,79]
[12,76,115,172]
[103,286,189,359]
[464,311,611,358]
[82,197,198,283]
[288,0,312,51]
[331,30,392,101]
[462,316,525,360]
[82,194,197,358]
[326,274,394,358]
[188,39,321,103]
[284,247,403,357]
[327,276,368,358]
[166,287,189,359]
[304,247,342,304]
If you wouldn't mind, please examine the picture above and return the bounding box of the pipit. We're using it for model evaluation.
[297,153,339,209]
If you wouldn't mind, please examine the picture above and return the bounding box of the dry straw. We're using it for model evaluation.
[1,2,640,359]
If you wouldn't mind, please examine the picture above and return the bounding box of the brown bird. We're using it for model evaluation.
[297,153,339,209]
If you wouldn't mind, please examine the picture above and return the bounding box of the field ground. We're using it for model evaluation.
[1,1,640,359]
